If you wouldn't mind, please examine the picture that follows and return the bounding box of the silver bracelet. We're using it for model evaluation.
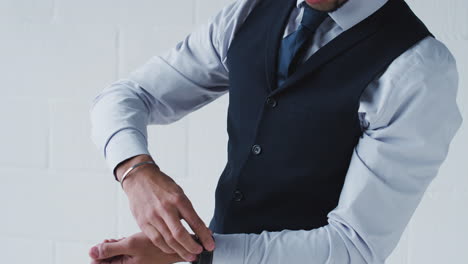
[120,160,157,190]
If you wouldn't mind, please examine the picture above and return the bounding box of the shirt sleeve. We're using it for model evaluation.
[89,1,246,177]
[210,37,463,264]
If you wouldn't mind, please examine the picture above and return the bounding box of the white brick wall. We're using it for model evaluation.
[0,0,466,263]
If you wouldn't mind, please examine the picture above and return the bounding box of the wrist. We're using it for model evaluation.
[115,154,154,182]
[116,155,160,193]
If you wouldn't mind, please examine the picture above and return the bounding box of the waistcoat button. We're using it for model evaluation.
[233,190,244,201]
[251,144,262,155]
[266,97,277,107]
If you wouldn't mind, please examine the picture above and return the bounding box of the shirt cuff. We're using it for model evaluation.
[212,233,247,264]
[104,128,151,179]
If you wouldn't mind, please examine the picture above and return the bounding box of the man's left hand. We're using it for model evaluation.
[88,232,186,264]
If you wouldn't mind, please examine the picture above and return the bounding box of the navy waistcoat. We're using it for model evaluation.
[208,0,432,234]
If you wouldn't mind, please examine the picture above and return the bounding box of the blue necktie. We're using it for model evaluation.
[277,4,328,88]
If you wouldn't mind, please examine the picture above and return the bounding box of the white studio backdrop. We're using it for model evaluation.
[0,0,467,263]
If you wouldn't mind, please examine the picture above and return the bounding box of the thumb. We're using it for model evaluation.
[89,240,129,260]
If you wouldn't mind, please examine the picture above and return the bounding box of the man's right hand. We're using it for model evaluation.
[115,154,215,263]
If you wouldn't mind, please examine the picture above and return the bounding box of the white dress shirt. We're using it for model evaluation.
[89,0,463,262]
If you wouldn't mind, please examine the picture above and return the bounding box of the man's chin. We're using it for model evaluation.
[306,0,349,12]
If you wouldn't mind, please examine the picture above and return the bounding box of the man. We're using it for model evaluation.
[88,0,463,263]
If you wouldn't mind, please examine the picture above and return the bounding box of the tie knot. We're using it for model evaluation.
[301,4,328,31]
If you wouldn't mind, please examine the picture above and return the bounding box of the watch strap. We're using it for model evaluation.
[191,234,215,264]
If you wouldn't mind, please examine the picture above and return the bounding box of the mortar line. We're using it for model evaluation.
[193,0,198,26]
[185,118,190,179]
[115,27,122,80]
[47,101,52,170]
[52,240,56,264]
[50,0,58,23]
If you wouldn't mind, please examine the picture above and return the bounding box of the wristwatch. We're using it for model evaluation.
[191,234,215,264]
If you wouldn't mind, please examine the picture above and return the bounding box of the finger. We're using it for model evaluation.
[179,201,215,251]
[90,240,130,260]
[105,256,118,264]
[141,224,176,254]
[89,245,100,259]
[102,255,124,264]
[104,239,119,243]
[162,208,203,254]
[110,257,125,264]
[90,260,108,264]
[121,255,132,264]
[151,217,198,262]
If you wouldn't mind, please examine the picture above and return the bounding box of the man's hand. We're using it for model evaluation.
[115,154,215,262]
[88,232,186,264]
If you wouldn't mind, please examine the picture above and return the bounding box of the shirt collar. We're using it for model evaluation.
[296,0,388,31]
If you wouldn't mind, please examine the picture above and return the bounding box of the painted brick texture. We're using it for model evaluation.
[0,0,466,263]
